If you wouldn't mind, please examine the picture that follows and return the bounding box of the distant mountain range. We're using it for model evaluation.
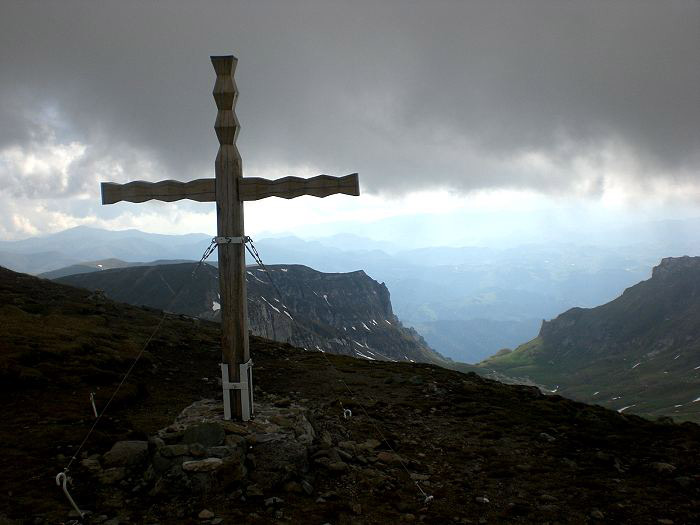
[55,262,444,365]
[4,224,700,362]
[478,256,700,423]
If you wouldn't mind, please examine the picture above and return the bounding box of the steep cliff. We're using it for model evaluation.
[56,262,444,364]
[479,256,700,422]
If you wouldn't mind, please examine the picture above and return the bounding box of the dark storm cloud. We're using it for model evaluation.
[1,0,698,198]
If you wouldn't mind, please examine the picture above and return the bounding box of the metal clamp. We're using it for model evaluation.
[221,359,254,421]
[214,236,250,244]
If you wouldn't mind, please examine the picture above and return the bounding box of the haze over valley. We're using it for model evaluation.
[4,216,699,364]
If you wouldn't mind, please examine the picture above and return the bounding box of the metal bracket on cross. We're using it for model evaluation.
[214,236,250,244]
[220,360,254,421]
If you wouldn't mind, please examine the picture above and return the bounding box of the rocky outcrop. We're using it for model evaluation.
[56,263,445,364]
[481,256,700,421]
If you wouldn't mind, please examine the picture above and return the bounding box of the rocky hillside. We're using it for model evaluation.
[2,265,700,524]
[480,256,700,422]
[55,262,443,365]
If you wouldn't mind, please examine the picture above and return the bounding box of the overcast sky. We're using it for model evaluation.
[0,0,698,243]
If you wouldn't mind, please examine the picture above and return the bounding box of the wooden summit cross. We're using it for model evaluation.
[100,55,359,421]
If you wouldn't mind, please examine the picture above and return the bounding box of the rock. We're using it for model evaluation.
[246,484,264,497]
[377,451,403,464]
[159,444,189,458]
[357,439,381,452]
[650,462,676,474]
[225,434,247,448]
[539,494,558,502]
[265,496,284,506]
[301,479,314,495]
[337,449,353,462]
[338,440,356,452]
[102,441,148,468]
[207,446,237,459]
[183,423,225,448]
[539,432,556,442]
[273,397,291,407]
[221,421,248,435]
[328,461,348,472]
[152,450,187,474]
[148,435,165,449]
[152,465,191,496]
[211,519,223,525]
[217,456,247,486]
[657,519,674,524]
[251,432,285,444]
[475,496,489,504]
[284,481,302,493]
[198,509,215,519]
[320,431,333,447]
[293,415,315,444]
[80,458,102,473]
[98,467,126,485]
[182,458,223,472]
[189,443,207,457]
[590,509,604,519]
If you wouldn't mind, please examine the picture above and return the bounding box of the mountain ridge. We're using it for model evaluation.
[55,262,445,365]
[479,256,700,422]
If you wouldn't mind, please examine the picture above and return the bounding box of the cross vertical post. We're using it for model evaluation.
[99,53,360,422]
[211,55,251,421]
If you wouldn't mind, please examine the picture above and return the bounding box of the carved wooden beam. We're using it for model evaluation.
[238,173,359,201]
[101,179,216,204]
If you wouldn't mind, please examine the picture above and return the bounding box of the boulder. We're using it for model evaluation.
[102,440,148,468]
[183,423,225,447]
[182,458,224,472]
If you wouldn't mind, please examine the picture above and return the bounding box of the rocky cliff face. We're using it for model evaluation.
[480,256,700,422]
[56,263,444,364]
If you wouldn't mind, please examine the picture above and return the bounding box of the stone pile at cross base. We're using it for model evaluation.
[74,394,396,523]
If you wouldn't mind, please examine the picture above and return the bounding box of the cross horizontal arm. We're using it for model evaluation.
[239,173,359,201]
[101,179,216,205]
